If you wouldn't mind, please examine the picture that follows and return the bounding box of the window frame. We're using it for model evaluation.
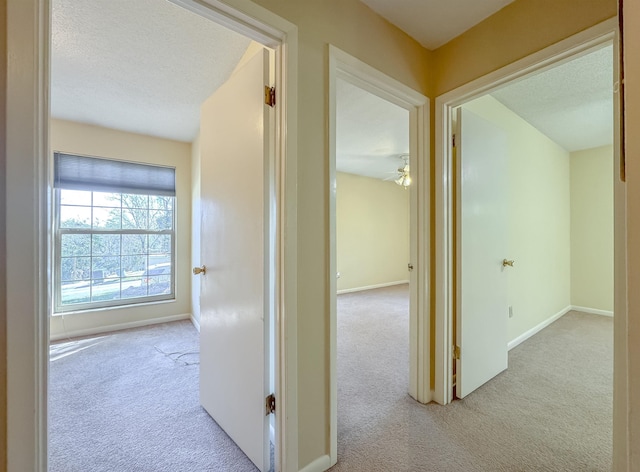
[53,184,177,315]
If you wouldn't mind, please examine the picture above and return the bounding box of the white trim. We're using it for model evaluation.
[298,455,332,472]
[507,306,571,351]
[275,23,300,472]
[270,422,276,447]
[6,1,299,471]
[328,45,430,467]
[571,305,615,317]
[434,18,618,407]
[336,280,409,295]
[506,305,614,351]
[49,313,191,342]
[190,314,201,332]
[6,0,50,469]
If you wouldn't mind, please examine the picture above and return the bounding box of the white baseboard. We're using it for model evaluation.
[190,313,201,332]
[570,305,614,317]
[337,280,409,295]
[299,455,332,472]
[508,306,571,351]
[50,313,191,341]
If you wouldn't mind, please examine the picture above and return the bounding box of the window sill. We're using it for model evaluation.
[51,297,176,317]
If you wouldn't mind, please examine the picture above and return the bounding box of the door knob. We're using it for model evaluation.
[193,265,206,275]
[502,259,514,268]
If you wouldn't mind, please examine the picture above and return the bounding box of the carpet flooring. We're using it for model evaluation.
[49,284,612,471]
[330,284,613,472]
[49,321,258,472]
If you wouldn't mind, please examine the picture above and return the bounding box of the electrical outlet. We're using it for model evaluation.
[508,305,513,318]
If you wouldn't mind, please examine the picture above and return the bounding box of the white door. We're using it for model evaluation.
[455,107,509,398]
[198,47,273,472]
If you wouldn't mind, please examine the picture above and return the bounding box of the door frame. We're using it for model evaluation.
[5,0,299,470]
[328,45,430,466]
[434,18,619,405]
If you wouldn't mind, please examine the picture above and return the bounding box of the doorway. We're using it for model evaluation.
[435,20,618,405]
[435,20,616,470]
[334,75,411,460]
[49,2,277,470]
[6,0,297,469]
[328,46,429,467]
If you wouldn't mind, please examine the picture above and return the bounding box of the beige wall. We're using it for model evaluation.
[570,145,614,312]
[432,0,617,96]
[621,0,640,468]
[336,172,409,292]
[463,96,571,342]
[246,1,430,466]
[190,132,201,327]
[48,120,192,338]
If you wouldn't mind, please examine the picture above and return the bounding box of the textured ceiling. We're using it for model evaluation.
[491,46,613,152]
[360,0,516,49]
[51,0,251,142]
[52,1,611,158]
[338,46,612,182]
[336,79,409,181]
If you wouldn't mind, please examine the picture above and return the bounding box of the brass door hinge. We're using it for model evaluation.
[265,393,276,415]
[265,86,276,107]
[453,345,461,360]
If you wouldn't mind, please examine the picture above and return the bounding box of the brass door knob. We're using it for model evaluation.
[193,266,206,275]
[502,259,515,268]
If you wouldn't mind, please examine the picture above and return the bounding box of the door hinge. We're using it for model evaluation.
[452,134,457,147]
[265,86,276,107]
[408,263,414,271]
[265,393,276,415]
[453,345,461,360]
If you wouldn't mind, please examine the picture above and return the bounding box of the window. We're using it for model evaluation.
[53,153,176,313]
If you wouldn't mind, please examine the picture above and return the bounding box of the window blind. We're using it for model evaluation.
[54,152,176,196]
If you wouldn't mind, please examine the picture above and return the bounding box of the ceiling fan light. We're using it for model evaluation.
[393,154,412,187]
[395,173,412,187]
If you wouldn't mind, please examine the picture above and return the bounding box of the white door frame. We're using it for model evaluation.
[328,45,430,466]
[434,18,619,405]
[5,0,299,470]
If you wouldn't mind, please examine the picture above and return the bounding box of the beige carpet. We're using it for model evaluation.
[331,284,612,472]
[49,321,259,472]
[49,285,612,471]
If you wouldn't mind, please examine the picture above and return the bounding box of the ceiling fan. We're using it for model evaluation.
[386,154,411,187]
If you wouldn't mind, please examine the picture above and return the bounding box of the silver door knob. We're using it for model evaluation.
[193,266,206,275]
[502,259,514,267]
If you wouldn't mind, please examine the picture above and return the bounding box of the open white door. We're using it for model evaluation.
[455,107,509,399]
[198,47,273,471]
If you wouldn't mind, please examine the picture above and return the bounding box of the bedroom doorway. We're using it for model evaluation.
[328,46,429,466]
[46,1,294,471]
